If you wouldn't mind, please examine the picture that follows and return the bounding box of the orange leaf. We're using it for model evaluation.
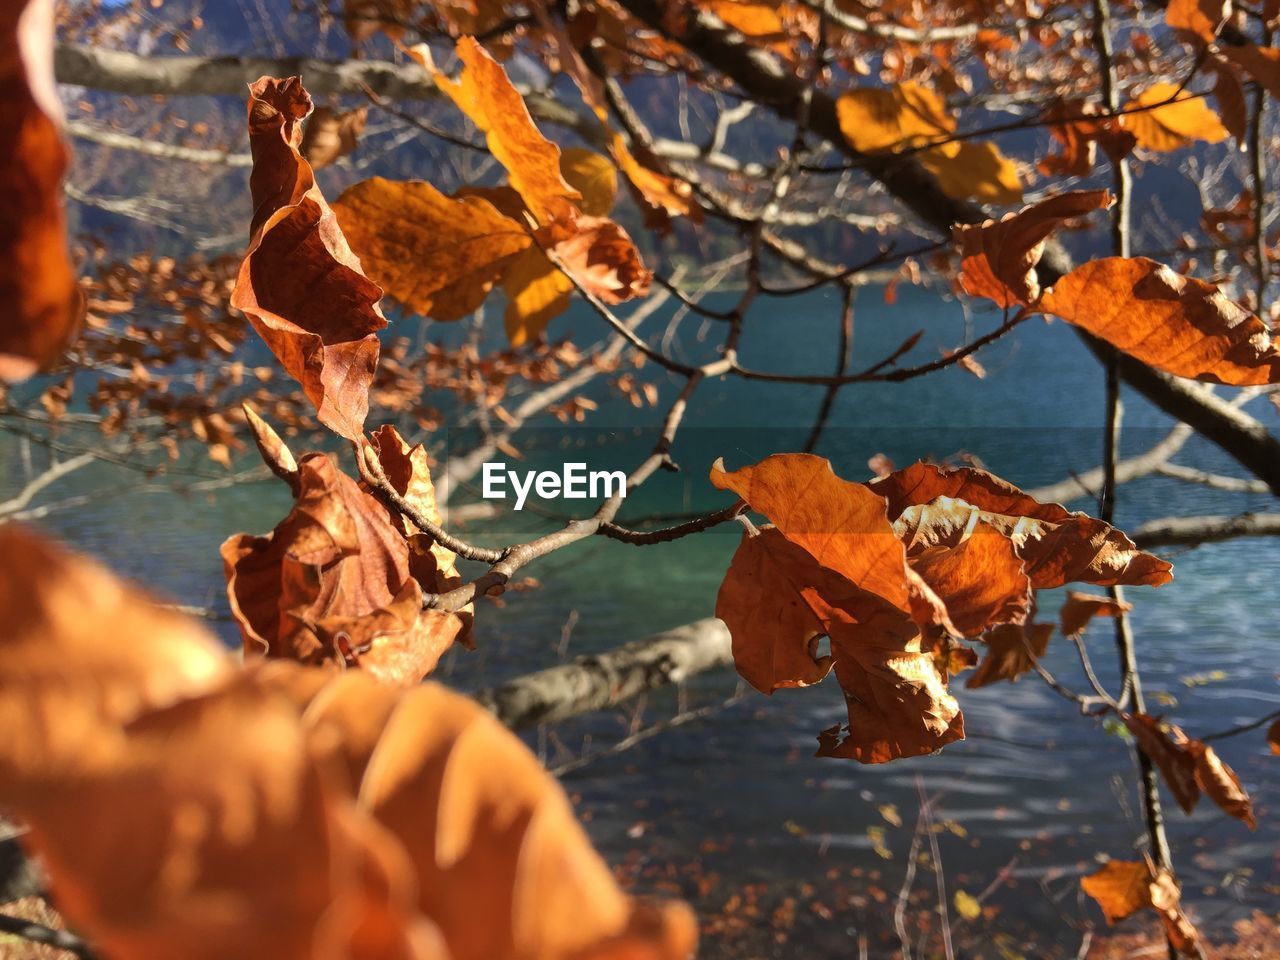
[1164,0,1226,39]
[1269,718,1280,755]
[1059,590,1131,637]
[1185,739,1256,829]
[1122,83,1229,152]
[0,0,81,382]
[918,140,1023,206]
[550,215,653,306]
[1038,100,1136,177]
[869,461,1172,589]
[433,36,581,228]
[292,672,700,960]
[300,104,369,169]
[964,621,1053,689]
[836,82,953,153]
[334,176,532,321]
[1041,257,1280,385]
[954,190,1112,308]
[1081,860,1203,956]
[222,452,464,684]
[711,455,963,763]
[503,245,575,347]
[230,76,385,440]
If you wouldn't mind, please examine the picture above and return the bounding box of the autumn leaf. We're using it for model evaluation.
[432,36,581,228]
[343,0,416,41]
[1038,100,1136,177]
[1222,43,1280,99]
[0,525,230,787]
[965,621,1053,689]
[712,454,964,763]
[836,82,953,153]
[1041,257,1280,385]
[1060,590,1131,637]
[300,104,369,169]
[503,244,575,346]
[231,76,385,440]
[560,146,618,217]
[334,176,531,320]
[868,461,1173,590]
[1122,712,1256,828]
[0,528,693,960]
[242,401,299,491]
[954,190,1112,308]
[919,140,1023,206]
[0,0,81,382]
[1122,83,1229,152]
[1268,718,1280,755]
[1164,0,1226,40]
[222,451,465,684]
[1081,860,1203,955]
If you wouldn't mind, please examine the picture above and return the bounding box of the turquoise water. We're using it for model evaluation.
[6,285,1278,955]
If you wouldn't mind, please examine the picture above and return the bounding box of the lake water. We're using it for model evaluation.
[7,285,1278,957]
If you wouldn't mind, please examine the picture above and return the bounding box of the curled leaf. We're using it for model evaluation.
[1041,257,1280,385]
[300,104,369,169]
[243,402,299,490]
[954,190,1112,308]
[965,621,1053,689]
[231,76,385,440]
[222,452,464,684]
[1081,860,1202,956]
[0,0,81,382]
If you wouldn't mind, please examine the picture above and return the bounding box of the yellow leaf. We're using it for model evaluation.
[920,140,1023,206]
[560,147,618,217]
[1123,83,1229,152]
[432,36,581,227]
[333,177,531,321]
[503,246,574,346]
[835,81,953,153]
[954,890,982,920]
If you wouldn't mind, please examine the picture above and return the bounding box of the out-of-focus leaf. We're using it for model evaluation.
[231,76,385,440]
[1164,0,1226,39]
[919,140,1023,206]
[334,176,531,320]
[965,622,1052,689]
[1222,42,1280,98]
[300,104,369,169]
[1041,257,1280,385]
[559,147,618,217]
[1122,83,1229,151]
[836,82,953,153]
[1268,718,1279,755]
[1059,590,1131,637]
[955,190,1112,308]
[503,245,574,347]
[222,452,464,684]
[1081,860,1202,955]
[1038,100,1136,177]
[0,0,81,382]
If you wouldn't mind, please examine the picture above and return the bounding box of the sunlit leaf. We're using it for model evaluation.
[1059,590,1130,637]
[1122,83,1229,152]
[231,76,386,440]
[300,104,369,169]
[1041,257,1280,385]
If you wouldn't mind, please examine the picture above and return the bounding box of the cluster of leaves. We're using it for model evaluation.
[711,453,1171,763]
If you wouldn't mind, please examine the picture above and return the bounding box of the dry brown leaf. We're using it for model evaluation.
[1060,590,1131,637]
[1122,713,1256,828]
[1210,61,1249,141]
[965,621,1053,689]
[231,76,385,440]
[296,672,700,960]
[433,36,581,228]
[0,525,230,787]
[1122,713,1201,815]
[0,0,81,382]
[1081,859,1203,956]
[715,526,838,693]
[1041,257,1280,385]
[550,215,653,306]
[954,190,1112,308]
[711,454,964,763]
[1222,42,1280,99]
[0,529,691,960]
[222,452,464,684]
[869,461,1172,589]
[1122,83,1229,152]
[1038,100,1136,177]
[242,402,299,490]
[361,425,473,647]
[343,0,416,41]
[1269,718,1280,755]
[300,104,369,169]
[334,176,531,321]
